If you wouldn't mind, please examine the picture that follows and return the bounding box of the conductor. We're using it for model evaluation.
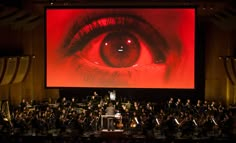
[105,102,116,131]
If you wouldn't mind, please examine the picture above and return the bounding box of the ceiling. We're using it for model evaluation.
[0,0,235,30]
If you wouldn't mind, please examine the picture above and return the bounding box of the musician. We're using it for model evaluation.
[146,102,153,114]
[185,99,192,110]
[203,100,208,112]
[76,114,86,134]
[58,114,65,134]
[166,97,174,113]
[175,98,183,111]
[218,102,225,113]
[199,115,213,137]
[0,112,13,134]
[162,114,176,139]
[105,102,116,131]
[60,97,68,108]
[69,97,77,108]
[130,111,142,129]
[93,91,100,100]
[180,114,194,137]
[87,112,97,131]
[143,113,155,138]
[133,101,140,111]
[220,111,234,137]
[126,100,132,110]
[31,112,40,135]
[211,101,217,110]
[195,100,202,113]
[19,99,27,112]
[210,101,218,115]
[90,91,100,105]
[120,104,129,129]
[115,101,122,112]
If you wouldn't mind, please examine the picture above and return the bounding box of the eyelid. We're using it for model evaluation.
[62,13,170,63]
[61,13,145,54]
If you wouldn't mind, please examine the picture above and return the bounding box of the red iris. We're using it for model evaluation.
[100,32,140,68]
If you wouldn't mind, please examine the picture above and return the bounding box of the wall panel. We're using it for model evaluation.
[0,58,5,82]
[12,56,30,83]
[204,21,236,105]
[0,57,18,85]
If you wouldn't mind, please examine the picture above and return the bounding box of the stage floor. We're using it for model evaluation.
[1,128,236,143]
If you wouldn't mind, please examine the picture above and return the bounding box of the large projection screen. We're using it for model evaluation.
[46,7,195,88]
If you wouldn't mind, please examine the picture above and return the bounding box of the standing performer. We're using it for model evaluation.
[105,102,116,131]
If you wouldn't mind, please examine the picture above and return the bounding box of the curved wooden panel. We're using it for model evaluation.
[0,7,18,18]
[23,16,43,30]
[0,57,18,85]
[13,15,41,29]
[0,58,6,82]
[231,58,236,80]
[12,56,30,83]
[14,14,39,25]
[0,10,27,25]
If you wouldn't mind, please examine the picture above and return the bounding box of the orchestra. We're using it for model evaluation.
[0,92,235,139]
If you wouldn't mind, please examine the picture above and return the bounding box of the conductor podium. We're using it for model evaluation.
[100,114,124,137]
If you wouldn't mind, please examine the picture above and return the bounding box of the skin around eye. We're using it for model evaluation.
[46,8,195,88]
[59,55,167,87]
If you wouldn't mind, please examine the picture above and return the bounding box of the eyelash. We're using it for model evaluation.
[61,13,169,63]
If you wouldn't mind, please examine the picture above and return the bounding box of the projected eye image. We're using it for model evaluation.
[46,8,195,88]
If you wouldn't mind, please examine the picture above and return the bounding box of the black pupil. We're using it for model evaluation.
[100,31,140,68]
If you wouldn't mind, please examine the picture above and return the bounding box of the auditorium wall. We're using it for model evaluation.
[204,20,236,106]
[0,24,59,106]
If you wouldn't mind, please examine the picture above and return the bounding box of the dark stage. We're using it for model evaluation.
[1,127,236,143]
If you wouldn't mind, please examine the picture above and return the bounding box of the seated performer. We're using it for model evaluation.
[105,102,116,131]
